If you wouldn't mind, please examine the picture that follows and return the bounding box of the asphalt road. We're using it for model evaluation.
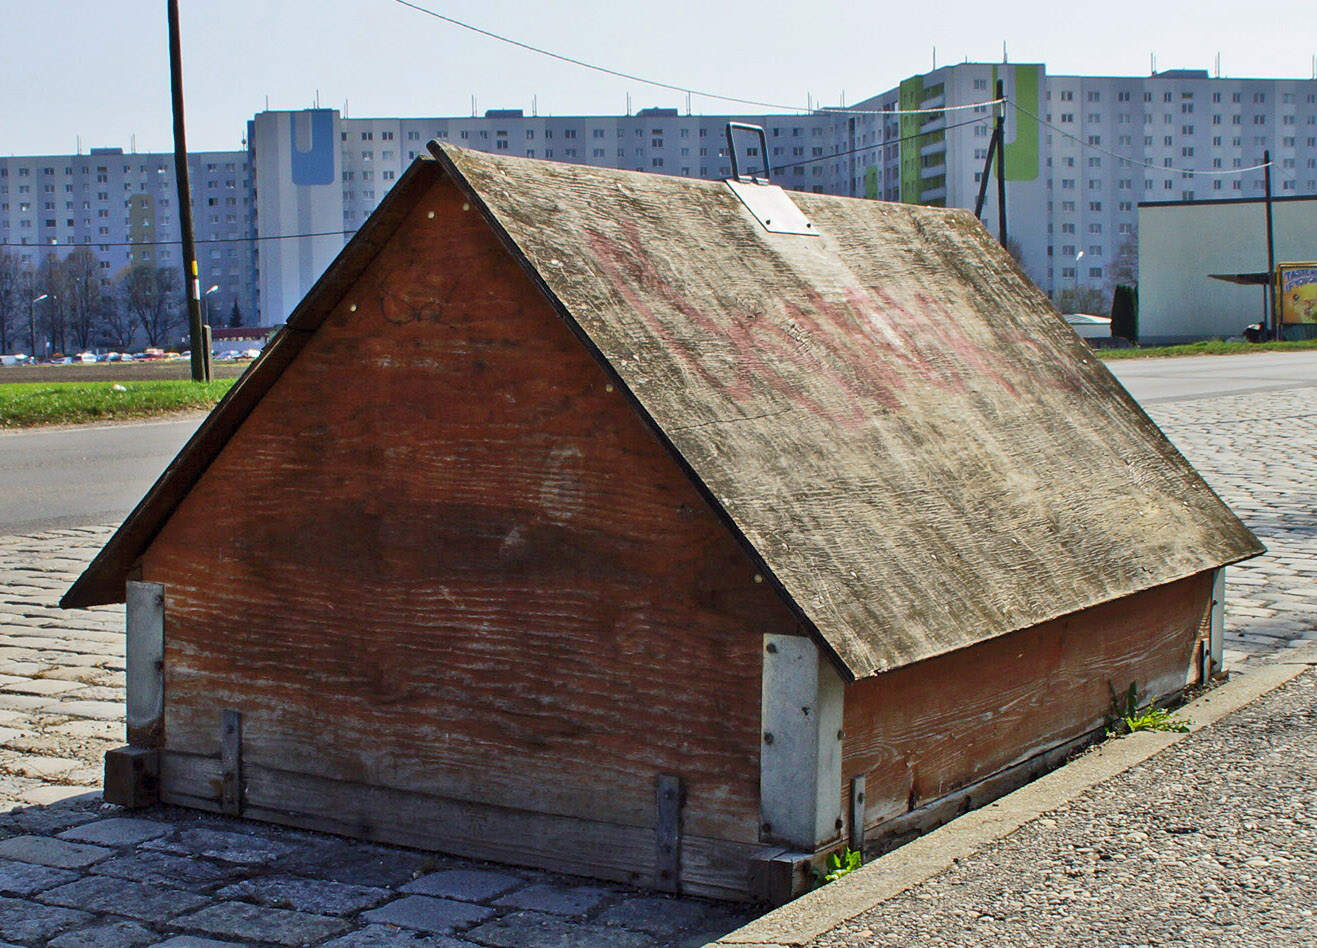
[0,416,200,537]
[0,351,1313,537]
[1106,350,1317,403]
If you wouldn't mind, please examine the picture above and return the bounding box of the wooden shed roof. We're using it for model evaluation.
[64,144,1262,680]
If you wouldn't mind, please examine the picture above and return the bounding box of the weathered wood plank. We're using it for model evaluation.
[142,173,797,849]
[841,572,1210,828]
[437,145,1262,679]
[160,752,759,901]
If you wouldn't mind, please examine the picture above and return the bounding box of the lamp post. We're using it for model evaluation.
[1073,251,1085,310]
[202,284,219,325]
[28,294,50,363]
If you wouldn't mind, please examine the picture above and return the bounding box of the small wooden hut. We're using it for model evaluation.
[64,143,1261,902]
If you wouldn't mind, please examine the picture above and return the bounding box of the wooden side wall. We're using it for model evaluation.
[842,571,1211,832]
[139,173,802,894]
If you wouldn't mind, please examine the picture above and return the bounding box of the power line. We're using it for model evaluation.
[1,230,357,250]
[773,115,991,172]
[390,0,1001,117]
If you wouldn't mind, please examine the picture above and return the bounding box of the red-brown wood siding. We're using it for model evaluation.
[842,571,1210,828]
[140,173,800,847]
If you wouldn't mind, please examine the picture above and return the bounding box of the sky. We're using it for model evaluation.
[3,0,1315,157]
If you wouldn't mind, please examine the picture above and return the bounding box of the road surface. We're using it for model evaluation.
[0,417,201,536]
[0,351,1313,537]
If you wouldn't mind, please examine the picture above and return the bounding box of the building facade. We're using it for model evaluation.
[0,148,257,343]
[5,64,1314,334]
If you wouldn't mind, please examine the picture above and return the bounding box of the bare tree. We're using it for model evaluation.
[0,252,25,355]
[35,255,68,356]
[119,265,183,347]
[1108,239,1139,290]
[1053,286,1112,316]
[54,249,105,351]
[96,293,137,350]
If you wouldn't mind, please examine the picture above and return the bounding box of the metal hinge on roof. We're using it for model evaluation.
[724,123,819,237]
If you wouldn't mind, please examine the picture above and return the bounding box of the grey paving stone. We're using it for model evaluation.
[18,786,101,808]
[271,841,432,887]
[319,925,468,948]
[38,875,209,921]
[401,868,524,902]
[172,901,350,946]
[0,894,93,942]
[92,850,250,890]
[143,826,297,864]
[0,834,112,868]
[3,804,98,836]
[58,818,172,847]
[466,910,656,948]
[150,939,244,948]
[596,896,708,935]
[494,882,612,916]
[0,856,78,896]
[217,874,392,915]
[48,918,158,948]
[362,895,494,933]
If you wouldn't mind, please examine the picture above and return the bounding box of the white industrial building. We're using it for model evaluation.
[1139,195,1317,342]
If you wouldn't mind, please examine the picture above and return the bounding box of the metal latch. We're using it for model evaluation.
[725,122,819,236]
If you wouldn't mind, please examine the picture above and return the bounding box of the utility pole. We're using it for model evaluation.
[167,0,211,382]
[1263,150,1277,340]
[995,79,1008,248]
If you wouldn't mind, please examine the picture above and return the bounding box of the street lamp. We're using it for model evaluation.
[202,284,219,326]
[28,294,50,363]
[1073,251,1085,310]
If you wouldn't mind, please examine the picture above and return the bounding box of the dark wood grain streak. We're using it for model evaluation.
[159,752,760,901]
[841,572,1211,829]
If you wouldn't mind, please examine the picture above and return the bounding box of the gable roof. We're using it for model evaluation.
[64,145,1262,680]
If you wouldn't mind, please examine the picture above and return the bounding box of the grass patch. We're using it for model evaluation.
[0,379,235,429]
[1099,338,1317,359]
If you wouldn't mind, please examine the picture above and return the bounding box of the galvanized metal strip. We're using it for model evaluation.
[849,775,866,852]
[220,709,243,816]
[761,634,845,850]
[655,774,683,894]
[1210,568,1226,674]
[125,581,165,747]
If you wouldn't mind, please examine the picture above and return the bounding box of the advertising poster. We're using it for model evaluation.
[1278,263,1317,324]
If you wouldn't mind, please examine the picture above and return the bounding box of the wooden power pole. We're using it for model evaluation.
[167,0,211,382]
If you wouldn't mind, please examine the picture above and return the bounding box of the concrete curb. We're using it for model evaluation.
[709,643,1317,948]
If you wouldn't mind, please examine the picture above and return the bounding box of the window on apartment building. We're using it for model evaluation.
[1088,201,1102,212]
[361,132,372,140]
[1060,90,1074,101]
[1117,91,1131,102]
[594,129,606,138]
[1088,136,1101,145]
[1060,113,1074,123]
[381,131,394,140]
[1087,113,1101,123]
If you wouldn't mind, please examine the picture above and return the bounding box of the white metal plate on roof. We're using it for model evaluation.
[726,180,819,236]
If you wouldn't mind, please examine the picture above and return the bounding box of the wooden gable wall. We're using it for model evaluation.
[137,172,800,893]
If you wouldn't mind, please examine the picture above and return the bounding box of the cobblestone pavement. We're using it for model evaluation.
[0,384,1312,946]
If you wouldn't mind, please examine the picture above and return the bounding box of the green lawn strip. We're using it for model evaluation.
[0,379,235,429]
[1099,338,1317,359]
